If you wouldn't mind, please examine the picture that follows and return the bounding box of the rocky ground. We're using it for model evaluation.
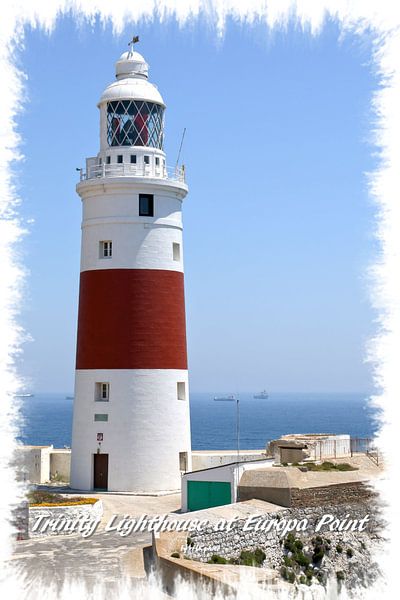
[180,501,384,596]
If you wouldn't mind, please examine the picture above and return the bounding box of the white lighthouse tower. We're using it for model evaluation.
[70,42,192,493]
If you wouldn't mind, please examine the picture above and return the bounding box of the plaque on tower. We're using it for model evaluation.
[97,433,103,442]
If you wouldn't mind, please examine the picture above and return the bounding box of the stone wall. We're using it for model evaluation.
[181,502,383,593]
[291,482,377,508]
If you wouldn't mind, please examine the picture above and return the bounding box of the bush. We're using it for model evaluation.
[336,571,345,581]
[299,575,306,585]
[294,539,304,550]
[346,548,354,558]
[336,545,343,553]
[294,552,311,568]
[283,556,293,567]
[287,570,296,584]
[254,548,266,565]
[208,554,228,564]
[239,549,265,567]
[312,548,325,563]
[171,552,180,558]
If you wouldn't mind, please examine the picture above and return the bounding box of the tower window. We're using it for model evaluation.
[95,382,109,402]
[139,194,154,217]
[117,155,123,163]
[94,414,108,422]
[179,452,188,472]
[173,242,181,262]
[144,155,150,165]
[100,241,112,258]
[130,155,136,164]
[155,157,160,166]
[177,382,186,401]
[106,156,111,164]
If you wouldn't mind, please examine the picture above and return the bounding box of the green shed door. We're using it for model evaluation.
[187,480,232,511]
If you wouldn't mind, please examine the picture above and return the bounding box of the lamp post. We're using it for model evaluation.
[221,396,240,462]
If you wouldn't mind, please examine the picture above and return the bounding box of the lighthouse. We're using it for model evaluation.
[70,42,192,493]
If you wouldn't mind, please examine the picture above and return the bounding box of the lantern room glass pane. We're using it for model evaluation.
[107,100,164,149]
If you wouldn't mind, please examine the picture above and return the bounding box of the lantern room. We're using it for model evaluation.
[97,49,166,155]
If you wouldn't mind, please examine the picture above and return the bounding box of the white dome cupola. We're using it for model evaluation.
[97,41,165,153]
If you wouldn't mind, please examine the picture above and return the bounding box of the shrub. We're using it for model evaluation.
[312,548,325,563]
[336,571,345,581]
[294,539,304,550]
[305,568,313,580]
[346,548,354,558]
[315,535,324,544]
[208,554,227,564]
[336,545,343,553]
[287,570,296,584]
[294,552,311,568]
[254,548,266,565]
[171,552,180,558]
[283,556,293,567]
[299,575,306,585]
[239,549,265,567]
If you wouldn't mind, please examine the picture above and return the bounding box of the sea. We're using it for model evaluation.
[17,392,379,450]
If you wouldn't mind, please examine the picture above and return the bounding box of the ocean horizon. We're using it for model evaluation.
[18,391,379,451]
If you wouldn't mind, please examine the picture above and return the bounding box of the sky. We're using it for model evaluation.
[16,15,379,394]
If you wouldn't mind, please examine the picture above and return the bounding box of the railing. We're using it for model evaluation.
[79,162,186,184]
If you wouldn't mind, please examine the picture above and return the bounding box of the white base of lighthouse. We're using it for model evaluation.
[70,369,192,493]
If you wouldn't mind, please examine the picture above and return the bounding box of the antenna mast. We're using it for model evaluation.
[175,127,186,170]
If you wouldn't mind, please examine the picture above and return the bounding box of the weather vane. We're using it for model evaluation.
[128,35,140,50]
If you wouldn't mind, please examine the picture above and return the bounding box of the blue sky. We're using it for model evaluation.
[17,15,378,393]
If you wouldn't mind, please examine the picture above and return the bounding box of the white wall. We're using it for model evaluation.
[71,369,192,493]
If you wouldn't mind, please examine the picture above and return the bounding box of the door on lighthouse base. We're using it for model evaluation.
[93,453,108,490]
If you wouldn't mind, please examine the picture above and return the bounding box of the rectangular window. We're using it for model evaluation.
[144,155,150,165]
[139,194,154,217]
[130,155,137,164]
[94,414,108,422]
[106,156,111,164]
[117,155,123,164]
[173,242,181,262]
[99,157,102,165]
[155,157,160,166]
[179,452,188,472]
[100,241,112,258]
[177,382,186,401]
[95,382,109,402]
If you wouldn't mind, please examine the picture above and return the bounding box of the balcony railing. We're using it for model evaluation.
[79,161,186,184]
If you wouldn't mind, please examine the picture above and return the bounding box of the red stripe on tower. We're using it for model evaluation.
[76,269,187,370]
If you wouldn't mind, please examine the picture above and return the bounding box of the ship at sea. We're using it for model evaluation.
[14,393,34,398]
[214,395,236,401]
[253,390,269,399]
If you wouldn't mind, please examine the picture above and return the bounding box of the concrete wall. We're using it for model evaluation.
[50,450,71,482]
[191,450,266,471]
[16,446,52,484]
[16,446,72,485]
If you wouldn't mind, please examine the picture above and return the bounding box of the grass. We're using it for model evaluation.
[305,461,358,472]
[28,490,98,507]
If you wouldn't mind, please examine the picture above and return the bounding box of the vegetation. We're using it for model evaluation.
[336,570,345,581]
[336,545,343,553]
[239,548,266,567]
[346,548,354,558]
[208,554,228,564]
[171,552,180,558]
[306,461,358,472]
[186,537,194,547]
[28,490,97,507]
